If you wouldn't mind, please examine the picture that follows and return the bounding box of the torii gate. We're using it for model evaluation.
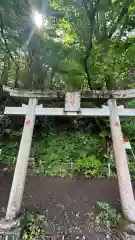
[1,86,135,230]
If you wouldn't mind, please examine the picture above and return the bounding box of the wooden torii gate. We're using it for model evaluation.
[1,86,135,230]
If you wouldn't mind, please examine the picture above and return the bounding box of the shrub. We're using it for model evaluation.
[21,212,44,239]
[74,154,104,177]
[94,202,121,229]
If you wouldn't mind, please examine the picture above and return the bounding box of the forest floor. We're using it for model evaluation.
[1,173,134,239]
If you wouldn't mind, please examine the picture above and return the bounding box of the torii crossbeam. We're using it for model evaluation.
[4,105,135,116]
[1,86,135,233]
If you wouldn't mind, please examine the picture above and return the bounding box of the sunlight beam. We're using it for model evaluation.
[33,11,43,28]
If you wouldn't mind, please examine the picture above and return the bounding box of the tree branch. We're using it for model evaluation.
[83,0,101,89]
[0,14,15,64]
[83,0,91,19]
[0,13,19,87]
[108,6,128,39]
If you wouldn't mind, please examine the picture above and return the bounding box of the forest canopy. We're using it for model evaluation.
[0,0,135,90]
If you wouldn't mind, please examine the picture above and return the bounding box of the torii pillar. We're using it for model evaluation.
[108,99,135,225]
[6,98,37,220]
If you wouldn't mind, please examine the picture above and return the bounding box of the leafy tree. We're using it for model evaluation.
[50,0,135,89]
[0,0,135,90]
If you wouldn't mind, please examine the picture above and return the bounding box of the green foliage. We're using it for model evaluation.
[93,202,121,229]
[74,154,104,177]
[0,0,135,90]
[122,100,135,139]
[0,122,108,177]
[129,162,135,179]
[0,118,21,168]
[0,141,18,168]
[121,100,135,178]
[21,212,43,239]
[50,0,135,89]
[1,116,135,179]
[34,132,101,177]
[0,116,11,138]
[33,131,107,177]
[1,107,135,179]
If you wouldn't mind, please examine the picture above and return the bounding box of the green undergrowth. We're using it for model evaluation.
[0,129,135,178]
[20,211,44,239]
[0,100,135,178]
[33,132,107,177]
[0,130,108,177]
[92,202,121,229]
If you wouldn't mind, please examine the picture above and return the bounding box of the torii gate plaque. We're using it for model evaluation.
[1,86,135,234]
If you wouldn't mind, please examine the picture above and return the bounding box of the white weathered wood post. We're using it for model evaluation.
[6,98,38,220]
[108,99,135,222]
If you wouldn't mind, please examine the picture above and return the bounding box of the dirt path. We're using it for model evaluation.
[1,173,133,239]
